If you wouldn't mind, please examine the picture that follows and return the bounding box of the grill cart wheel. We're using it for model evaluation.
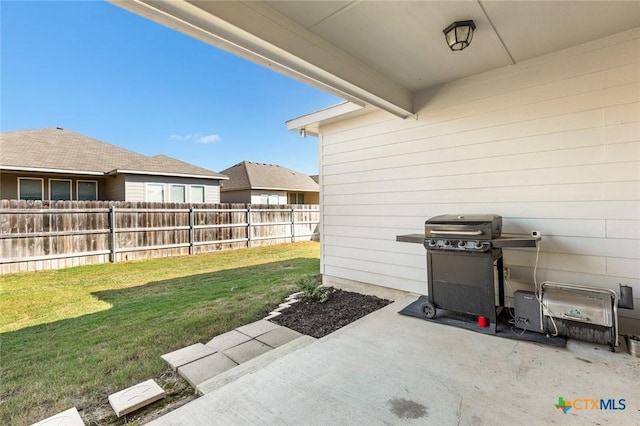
[420,301,437,319]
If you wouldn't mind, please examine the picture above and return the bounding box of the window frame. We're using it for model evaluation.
[145,183,165,202]
[170,184,186,203]
[77,180,98,201]
[18,177,44,201]
[288,192,305,204]
[49,179,72,201]
[190,185,205,203]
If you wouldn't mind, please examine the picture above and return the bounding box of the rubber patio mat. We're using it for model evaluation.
[399,296,566,347]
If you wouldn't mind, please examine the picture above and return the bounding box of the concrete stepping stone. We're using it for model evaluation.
[177,352,238,387]
[31,407,84,426]
[206,329,252,352]
[197,335,316,395]
[255,326,303,348]
[161,343,216,371]
[108,379,165,417]
[236,319,279,338]
[222,339,273,364]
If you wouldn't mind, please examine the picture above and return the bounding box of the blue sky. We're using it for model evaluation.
[1,1,341,175]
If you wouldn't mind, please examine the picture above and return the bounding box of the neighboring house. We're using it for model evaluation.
[219,161,319,205]
[111,2,640,331]
[0,128,228,203]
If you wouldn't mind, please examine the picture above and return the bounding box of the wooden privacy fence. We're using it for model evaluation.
[0,200,320,273]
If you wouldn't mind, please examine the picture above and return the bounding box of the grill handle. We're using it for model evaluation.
[429,230,483,236]
[561,313,592,323]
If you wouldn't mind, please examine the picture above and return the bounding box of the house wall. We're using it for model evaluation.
[250,190,287,205]
[319,29,640,329]
[124,175,221,203]
[0,171,106,201]
[220,189,252,203]
[105,174,126,201]
[293,191,320,204]
[221,189,319,204]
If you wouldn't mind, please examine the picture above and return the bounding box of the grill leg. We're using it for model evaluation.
[497,255,505,308]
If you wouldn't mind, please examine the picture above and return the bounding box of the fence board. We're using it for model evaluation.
[0,200,319,272]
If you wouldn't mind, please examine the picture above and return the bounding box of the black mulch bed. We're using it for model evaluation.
[269,288,392,338]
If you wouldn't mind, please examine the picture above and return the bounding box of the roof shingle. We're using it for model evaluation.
[220,161,318,192]
[0,128,226,179]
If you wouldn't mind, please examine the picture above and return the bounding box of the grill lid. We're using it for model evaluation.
[425,214,501,225]
[425,214,502,240]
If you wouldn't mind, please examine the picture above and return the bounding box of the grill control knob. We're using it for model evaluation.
[428,239,437,247]
[474,241,484,249]
[443,240,451,247]
[458,241,466,248]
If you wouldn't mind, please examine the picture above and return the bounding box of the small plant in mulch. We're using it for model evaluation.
[296,274,333,303]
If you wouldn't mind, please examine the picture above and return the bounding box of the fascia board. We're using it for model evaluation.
[286,101,364,135]
[250,187,319,192]
[112,169,229,180]
[0,165,104,176]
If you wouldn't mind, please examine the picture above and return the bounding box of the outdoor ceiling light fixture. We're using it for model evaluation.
[443,20,476,51]
[299,128,307,138]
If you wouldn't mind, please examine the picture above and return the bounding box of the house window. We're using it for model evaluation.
[268,194,279,205]
[146,183,164,202]
[289,193,305,204]
[260,194,268,204]
[190,185,205,203]
[77,180,98,201]
[18,177,44,200]
[50,179,72,201]
[170,185,186,202]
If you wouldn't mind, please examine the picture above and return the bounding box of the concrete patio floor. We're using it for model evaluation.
[149,294,639,426]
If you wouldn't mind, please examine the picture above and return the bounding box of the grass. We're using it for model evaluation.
[0,241,320,425]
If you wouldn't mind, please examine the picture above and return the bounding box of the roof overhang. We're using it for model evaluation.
[222,186,318,193]
[286,101,365,136]
[0,166,105,176]
[110,1,640,122]
[109,169,229,180]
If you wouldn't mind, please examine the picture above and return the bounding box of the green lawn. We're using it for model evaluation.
[0,242,319,425]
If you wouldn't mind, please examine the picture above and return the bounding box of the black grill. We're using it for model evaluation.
[421,214,505,332]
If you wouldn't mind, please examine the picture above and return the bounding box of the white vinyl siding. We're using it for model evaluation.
[49,179,72,201]
[319,29,640,324]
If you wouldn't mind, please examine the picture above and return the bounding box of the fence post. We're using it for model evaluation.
[189,208,194,255]
[247,206,252,248]
[291,207,295,243]
[109,206,116,263]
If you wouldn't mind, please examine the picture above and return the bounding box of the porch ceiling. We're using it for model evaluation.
[111,1,640,118]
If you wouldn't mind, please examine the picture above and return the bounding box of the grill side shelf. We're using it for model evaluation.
[395,233,540,248]
[396,234,424,244]
[491,235,540,248]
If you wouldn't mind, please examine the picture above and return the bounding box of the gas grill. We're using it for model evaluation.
[424,214,501,252]
[421,214,505,332]
[395,214,539,333]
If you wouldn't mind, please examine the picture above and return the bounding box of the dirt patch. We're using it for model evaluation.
[81,368,195,425]
[270,287,392,338]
